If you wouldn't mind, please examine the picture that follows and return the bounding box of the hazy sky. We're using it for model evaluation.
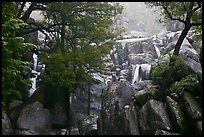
[118,2,166,35]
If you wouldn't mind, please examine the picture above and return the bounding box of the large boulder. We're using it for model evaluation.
[17,101,51,134]
[166,96,186,133]
[132,80,152,91]
[183,57,202,79]
[154,129,181,135]
[115,81,135,107]
[183,92,202,121]
[124,105,140,135]
[133,89,152,107]
[9,100,23,110]
[195,121,202,135]
[138,99,173,135]
[15,129,40,135]
[99,83,129,135]
[79,115,98,135]
[166,20,184,32]
[2,112,14,135]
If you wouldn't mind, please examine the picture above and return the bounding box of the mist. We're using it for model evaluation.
[117,2,166,36]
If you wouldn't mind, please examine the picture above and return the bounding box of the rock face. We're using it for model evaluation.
[124,104,140,135]
[17,101,51,134]
[2,112,14,135]
[79,115,98,135]
[166,96,186,132]
[166,20,184,32]
[51,104,68,128]
[183,92,202,121]
[97,28,202,135]
[138,99,173,135]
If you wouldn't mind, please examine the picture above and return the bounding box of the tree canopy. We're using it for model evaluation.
[2,2,35,111]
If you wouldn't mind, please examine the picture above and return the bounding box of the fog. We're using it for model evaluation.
[117,2,166,36]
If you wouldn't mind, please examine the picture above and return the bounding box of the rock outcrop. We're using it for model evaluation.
[17,101,51,134]
[2,112,14,135]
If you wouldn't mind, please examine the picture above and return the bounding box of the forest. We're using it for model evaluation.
[2,2,202,135]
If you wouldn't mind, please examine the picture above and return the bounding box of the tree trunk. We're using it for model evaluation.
[169,23,191,66]
[87,83,91,115]
[173,24,191,56]
[20,2,37,22]
[67,91,71,134]
[61,17,65,50]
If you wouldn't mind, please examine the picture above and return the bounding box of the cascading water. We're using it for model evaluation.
[33,53,38,70]
[28,53,40,97]
[154,44,161,57]
[131,64,141,85]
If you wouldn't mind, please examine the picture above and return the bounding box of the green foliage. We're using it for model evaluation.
[150,55,190,101]
[150,55,189,86]
[168,74,201,101]
[146,2,202,25]
[38,2,123,111]
[2,2,35,111]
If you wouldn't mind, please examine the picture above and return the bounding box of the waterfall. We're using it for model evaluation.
[131,64,141,85]
[154,44,161,57]
[33,53,38,70]
[114,53,119,65]
[29,77,36,97]
[28,53,39,97]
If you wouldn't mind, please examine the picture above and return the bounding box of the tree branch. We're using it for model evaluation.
[15,2,26,18]
[20,2,37,22]
[162,4,186,24]
[192,2,202,11]
[190,22,202,26]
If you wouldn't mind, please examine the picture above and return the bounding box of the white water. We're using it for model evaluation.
[29,77,36,97]
[131,64,141,85]
[28,53,38,97]
[33,53,38,70]
[116,37,150,49]
[153,44,161,57]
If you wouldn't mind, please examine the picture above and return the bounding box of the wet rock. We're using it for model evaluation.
[183,92,202,121]
[17,101,51,134]
[9,100,23,110]
[166,96,186,132]
[166,20,184,32]
[142,42,157,56]
[70,128,80,135]
[132,80,152,91]
[129,53,154,66]
[79,115,98,135]
[116,81,135,107]
[128,54,147,65]
[154,129,181,135]
[126,42,143,55]
[183,57,202,79]
[139,64,151,80]
[100,84,128,135]
[15,129,39,135]
[51,104,68,128]
[133,89,152,107]
[138,99,173,135]
[2,112,14,135]
[195,121,202,135]
[124,105,140,135]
